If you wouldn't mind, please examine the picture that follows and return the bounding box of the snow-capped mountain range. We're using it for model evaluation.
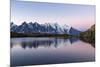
[10,22,81,35]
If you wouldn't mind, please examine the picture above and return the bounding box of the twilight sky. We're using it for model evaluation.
[11,0,95,31]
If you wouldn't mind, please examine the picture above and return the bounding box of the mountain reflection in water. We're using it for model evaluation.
[11,37,95,66]
[11,38,79,49]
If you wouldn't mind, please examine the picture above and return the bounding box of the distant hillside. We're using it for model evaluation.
[88,25,95,32]
[80,24,95,47]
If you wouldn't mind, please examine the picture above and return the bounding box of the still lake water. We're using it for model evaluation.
[10,37,95,66]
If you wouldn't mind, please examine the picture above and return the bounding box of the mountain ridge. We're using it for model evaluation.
[10,22,81,35]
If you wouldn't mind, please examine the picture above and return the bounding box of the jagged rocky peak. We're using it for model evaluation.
[11,22,15,26]
[29,22,33,24]
[62,24,70,29]
[22,21,27,25]
[33,22,41,27]
[10,22,17,27]
[11,22,14,25]
[44,23,50,26]
[68,27,81,35]
[34,22,38,24]
[10,22,18,32]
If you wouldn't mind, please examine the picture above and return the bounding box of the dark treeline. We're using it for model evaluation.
[11,32,72,38]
